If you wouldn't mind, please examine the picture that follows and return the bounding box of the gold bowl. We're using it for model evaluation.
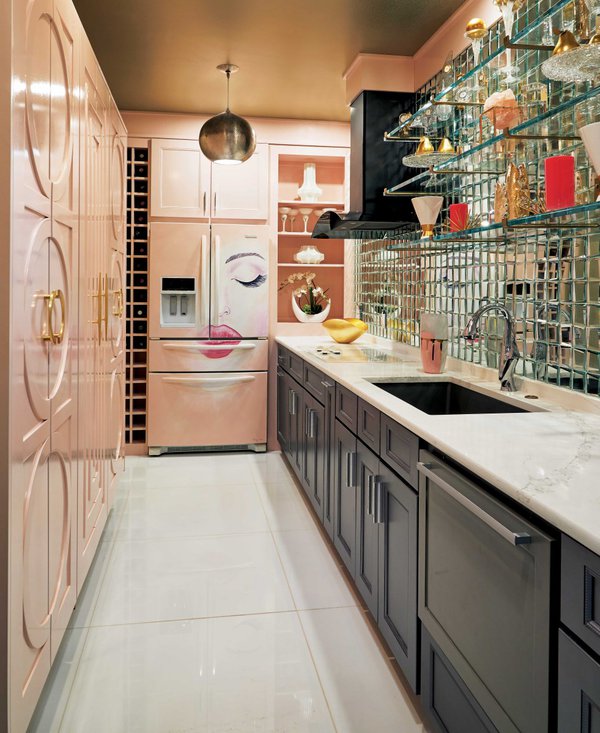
[322,318,368,344]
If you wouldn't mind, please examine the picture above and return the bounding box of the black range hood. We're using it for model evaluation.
[313,90,418,239]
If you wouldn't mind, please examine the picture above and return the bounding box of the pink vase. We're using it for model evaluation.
[420,331,448,374]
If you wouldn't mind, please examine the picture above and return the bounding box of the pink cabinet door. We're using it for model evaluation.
[149,221,210,338]
[109,107,127,254]
[148,371,268,448]
[210,224,270,339]
[150,138,211,218]
[211,143,269,220]
[149,338,268,372]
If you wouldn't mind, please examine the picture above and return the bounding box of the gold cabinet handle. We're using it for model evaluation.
[103,273,109,340]
[111,288,124,318]
[90,273,104,342]
[41,289,66,345]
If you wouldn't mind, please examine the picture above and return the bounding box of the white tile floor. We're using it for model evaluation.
[29,452,426,733]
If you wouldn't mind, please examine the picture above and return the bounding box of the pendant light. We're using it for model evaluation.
[199,64,256,165]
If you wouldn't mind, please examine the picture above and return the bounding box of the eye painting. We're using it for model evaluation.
[225,252,267,289]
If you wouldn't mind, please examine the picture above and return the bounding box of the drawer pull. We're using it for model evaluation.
[321,380,334,389]
[374,477,384,524]
[368,474,374,517]
[346,451,356,489]
[307,409,317,439]
[162,342,257,351]
[162,375,255,389]
[418,462,531,546]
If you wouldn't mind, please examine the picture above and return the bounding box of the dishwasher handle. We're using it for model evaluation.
[417,461,531,547]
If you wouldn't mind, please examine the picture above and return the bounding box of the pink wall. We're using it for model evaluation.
[122,111,350,148]
[343,0,500,99]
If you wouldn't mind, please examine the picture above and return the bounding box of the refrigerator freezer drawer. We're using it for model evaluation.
[148,371,267,448]
[149,339,268,373]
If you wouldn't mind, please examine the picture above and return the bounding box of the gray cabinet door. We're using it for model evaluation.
[287,381,304,479]
[322,379,336,540]
[276,368,289,452]
[558,629,600,733]
[378,461,419,692]
[355,441,380,617]
[333,419,357,576]
[302,390,325,521]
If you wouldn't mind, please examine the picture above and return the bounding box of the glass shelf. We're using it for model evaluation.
[382,202,600,250]
[385,85,600,195]
[384,0,573,140]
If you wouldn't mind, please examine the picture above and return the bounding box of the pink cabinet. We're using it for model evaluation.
[150,139,269,221]
[211,143,269,220]
[150,138,211,218]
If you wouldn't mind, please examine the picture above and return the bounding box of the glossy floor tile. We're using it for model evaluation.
[60,614,336,733]
[89,533,295,626]
[299,607,426,733]
[30,452,427,733]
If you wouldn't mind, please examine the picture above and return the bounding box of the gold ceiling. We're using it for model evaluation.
[74,0,465,121]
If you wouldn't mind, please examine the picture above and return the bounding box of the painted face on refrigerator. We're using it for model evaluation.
[213,250,268,340]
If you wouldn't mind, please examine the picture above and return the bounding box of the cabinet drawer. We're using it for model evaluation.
[558,629,600,733]
[277,345,290,371]
[357,399,380,452]
[288,351,304,383]
[336,384,358,433]
[380,414,419,489]
[561,534,600,657]
[150,339,268,372]
[304,363,329,404]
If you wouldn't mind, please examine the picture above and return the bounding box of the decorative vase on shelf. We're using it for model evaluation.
[411,196,444,238]
[579,121,600,200]
[294,244,325,265]
[292,296,331,323]
[298,163,322,202]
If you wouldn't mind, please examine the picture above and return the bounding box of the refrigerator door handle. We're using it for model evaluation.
[200,233,210,329]
[210,233,221,331]
[162,342,257,352]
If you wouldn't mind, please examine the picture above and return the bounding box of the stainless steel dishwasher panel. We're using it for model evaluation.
[418,450,554,733]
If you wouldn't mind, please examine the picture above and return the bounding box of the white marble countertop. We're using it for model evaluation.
[276,335,600,555]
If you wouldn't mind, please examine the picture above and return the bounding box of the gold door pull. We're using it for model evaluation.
[41,289,66,345]
[111,288,124,317]
[104,274,109,340]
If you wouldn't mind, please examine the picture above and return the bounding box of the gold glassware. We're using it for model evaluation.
[416,136,435,155]
[322,318,368,344]
[438,137,455,154]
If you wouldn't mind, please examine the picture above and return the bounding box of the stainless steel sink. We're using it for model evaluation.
[370,380,542,415]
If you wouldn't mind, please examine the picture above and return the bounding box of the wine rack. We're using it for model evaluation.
[125,146,150,448]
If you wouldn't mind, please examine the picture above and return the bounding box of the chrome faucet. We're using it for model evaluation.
[464,302,520,392]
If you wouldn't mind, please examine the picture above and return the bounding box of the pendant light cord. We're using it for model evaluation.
[226,68,231,112]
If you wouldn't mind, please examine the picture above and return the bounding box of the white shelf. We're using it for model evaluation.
[278,200,345,208]
[277,231,314,237]
[277,263,344,268]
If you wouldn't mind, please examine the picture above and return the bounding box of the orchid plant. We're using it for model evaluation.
[278,271,330,315]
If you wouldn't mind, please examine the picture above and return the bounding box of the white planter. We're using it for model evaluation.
[298,163,323,203]
[292,296,331,323]
[411,196,444,238]
[579,122,600,200]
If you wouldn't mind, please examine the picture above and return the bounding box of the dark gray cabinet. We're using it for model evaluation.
[333,419,357,576]
[276,368,290,452]
[378,460,418,691]
[322,379,336,540]
[336,384,358,432]
[355,442,380,617]
[357,398,380,453]
[558,629,600,733]
[421,628,498,733]
[561,534,600,659]
[380,413,419,489]
[302,390,326,520]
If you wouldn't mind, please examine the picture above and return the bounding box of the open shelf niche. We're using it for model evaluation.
[275,153,349,323]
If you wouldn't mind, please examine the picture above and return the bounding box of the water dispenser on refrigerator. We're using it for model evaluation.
[160,277,197,327]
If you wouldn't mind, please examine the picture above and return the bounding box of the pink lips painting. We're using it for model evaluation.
[199,325,243,358]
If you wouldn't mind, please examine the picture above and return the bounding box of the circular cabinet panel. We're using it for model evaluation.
[111,134,125,242]
[49,12,73,199]
[48,440,70,617]
[24,0,53,198]
[108,251,124,360]
[109,370,125,473]
[48,231,70,402]
[23,439,51,651]
[23,218,51,420]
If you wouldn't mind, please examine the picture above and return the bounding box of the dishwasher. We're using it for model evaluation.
[418,450,555,733]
